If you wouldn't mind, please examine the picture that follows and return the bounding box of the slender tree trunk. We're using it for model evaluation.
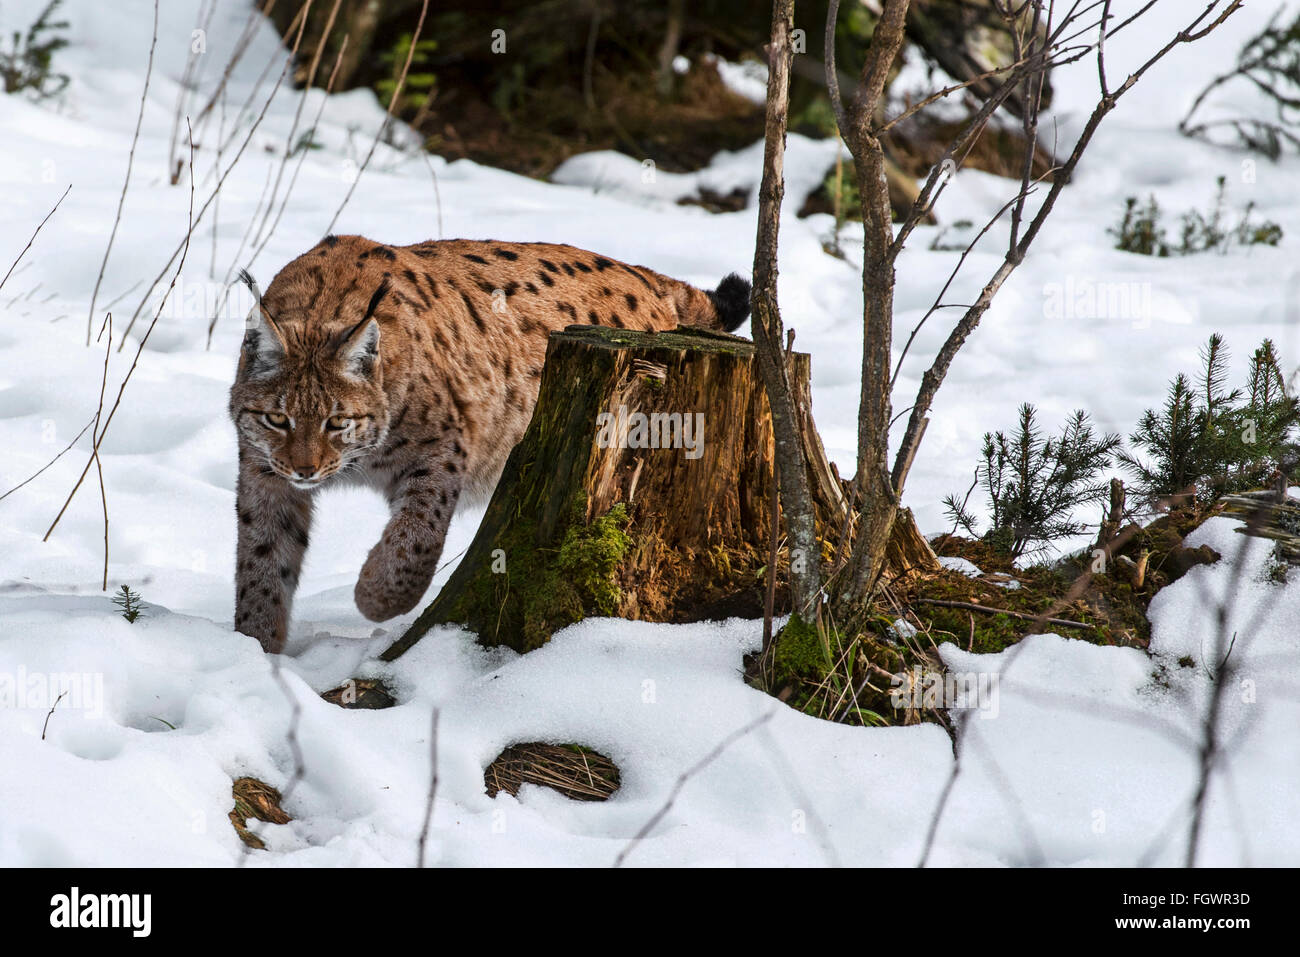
[655,0,685,96]
[827,0,913,617]
[750,0,822,619]
[840,134,901,611]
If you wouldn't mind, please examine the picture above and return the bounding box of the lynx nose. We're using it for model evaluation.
[292,465,318,481]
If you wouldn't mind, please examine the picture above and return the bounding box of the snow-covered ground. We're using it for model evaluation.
[2,0,1298,866]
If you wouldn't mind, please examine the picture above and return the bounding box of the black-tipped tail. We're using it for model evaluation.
[707,273,751,332]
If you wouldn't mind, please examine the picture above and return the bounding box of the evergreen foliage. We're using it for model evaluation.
[111,584,144,624]
[944,404,1121,559]
[1119,335,1300,506]
[1110,178,1282,256]
[1,0,69,99]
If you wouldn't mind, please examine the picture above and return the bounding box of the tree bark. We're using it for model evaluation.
[381,326,933,660]
[751,0,823,621]
[832,0,913,617]
[381,327,783,660]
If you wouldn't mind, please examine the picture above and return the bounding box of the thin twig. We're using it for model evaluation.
[41,691,68,741]
[614,710,775,867]
[166,0,216,182]
[211,84,226,279]
[0,416,94,504]
[416,707,440,867]
[92,314,113,590]
[322,0,430,236]
[418,149,444,240]
[240,650,306,865]
[190,0,272,145]
[211,28,353,347]
[86,0,158,346]
[119,4,310,347]
[213,1,311,160]
[0,184,70,296]
[251,0,339,249]
[46,121,195,543]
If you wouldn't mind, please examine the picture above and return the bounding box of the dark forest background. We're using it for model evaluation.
[268,0,1049,217]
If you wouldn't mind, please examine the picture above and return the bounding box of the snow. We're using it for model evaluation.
[939,556,982,577]
[2,0,1299,866]
[551,133,843,216]
[708,54,769,106]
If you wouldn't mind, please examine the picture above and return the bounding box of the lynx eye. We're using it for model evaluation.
[325,415,353,432]
[261,411,290,429]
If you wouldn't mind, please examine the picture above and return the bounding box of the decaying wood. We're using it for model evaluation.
[382,325,930,659]
[1095,477,1126,557]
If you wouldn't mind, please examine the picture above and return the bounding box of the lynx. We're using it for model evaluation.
[229,234,750,652]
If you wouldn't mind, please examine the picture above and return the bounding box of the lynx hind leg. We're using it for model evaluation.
[355,437,467,622]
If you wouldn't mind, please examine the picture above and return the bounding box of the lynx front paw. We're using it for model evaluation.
[234,604,287,654]
[354,534,435,621]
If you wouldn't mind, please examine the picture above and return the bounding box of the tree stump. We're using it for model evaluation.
[381,326,936,660]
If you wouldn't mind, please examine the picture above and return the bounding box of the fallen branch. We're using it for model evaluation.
[914,597,1091,630]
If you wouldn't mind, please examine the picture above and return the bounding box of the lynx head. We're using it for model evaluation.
[229,270,390,490]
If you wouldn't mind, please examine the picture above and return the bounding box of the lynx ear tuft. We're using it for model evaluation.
[334,278,388,379]
[237,270,286,378]
[240,317,285,378]
[338,319,381,379]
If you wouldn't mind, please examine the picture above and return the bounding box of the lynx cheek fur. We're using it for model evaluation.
[229,234,751,653]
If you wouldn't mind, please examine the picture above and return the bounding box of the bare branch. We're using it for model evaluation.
[322,0,430,236]
[0,414,94,504]
[119,4,313,346]
[878,53,1037,134]
[251,0,341,249]
[416,707,440,867]
[891,0,1244,494]
[823,0,850,136]
[614,710,775,867]
[0,183,69,296]
[86,0,158,346]
[92,314,113,590]
[46,121,195,542]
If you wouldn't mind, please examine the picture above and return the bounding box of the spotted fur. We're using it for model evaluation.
[228,235,750,652]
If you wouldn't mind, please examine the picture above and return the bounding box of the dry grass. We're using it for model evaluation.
[485,743,620,802]
[230,776,292,850]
